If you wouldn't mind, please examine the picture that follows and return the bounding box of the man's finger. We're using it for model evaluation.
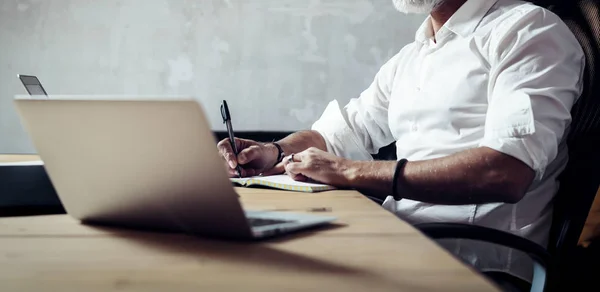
[285,161,306,176]
[224,160,238,177]
[224,153,238,169]
[237,146,261,165]
[217,138,232,153]
[285,162,308,181]
[289,172,308,182]
[217,139,237,166]
[293,149,312,162]
[228,168,238,177]
[282,152,301,168]
[239,167,259,178]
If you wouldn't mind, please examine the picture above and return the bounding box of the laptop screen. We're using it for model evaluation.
[25,84,47,96]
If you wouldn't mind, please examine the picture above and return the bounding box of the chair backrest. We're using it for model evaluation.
[531,0,600,261]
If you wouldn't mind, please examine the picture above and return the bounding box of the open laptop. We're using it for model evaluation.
[13,95,336,239]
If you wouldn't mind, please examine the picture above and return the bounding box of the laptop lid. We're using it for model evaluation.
[13,97,252,239]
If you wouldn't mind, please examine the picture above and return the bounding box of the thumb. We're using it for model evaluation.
[237,146,261,165]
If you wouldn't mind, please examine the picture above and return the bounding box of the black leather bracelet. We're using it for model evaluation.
[271,142,285,167]
[392,158,409,201]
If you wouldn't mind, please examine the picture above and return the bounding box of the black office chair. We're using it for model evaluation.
[415,1,600,291]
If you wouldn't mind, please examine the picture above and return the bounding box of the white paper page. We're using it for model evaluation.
[230,177,251,184]
[0,160,44,166]
[250,174,332,187]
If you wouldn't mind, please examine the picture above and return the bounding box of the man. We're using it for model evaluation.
[218,0,584,290]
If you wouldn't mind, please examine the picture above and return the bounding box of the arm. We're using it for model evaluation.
[218,53,401,178]
[275,130,327,157]
[255,130,328,175]
[285,146,534,205]
[233,130,327,170]
[346,147,534,204]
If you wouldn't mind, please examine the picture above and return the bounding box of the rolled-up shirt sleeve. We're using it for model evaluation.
[312,53,401,161]
[479,8,585,180]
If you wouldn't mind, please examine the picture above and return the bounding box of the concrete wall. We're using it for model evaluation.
[0,0,423,153]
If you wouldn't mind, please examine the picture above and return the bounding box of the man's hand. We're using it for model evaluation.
[283,147,355,186]
[217,138,282,177]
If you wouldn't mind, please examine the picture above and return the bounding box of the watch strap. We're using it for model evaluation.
[392,158,409,201]
[272,142,285,167]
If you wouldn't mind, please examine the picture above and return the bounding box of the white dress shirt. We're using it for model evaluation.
[312,0,584,282]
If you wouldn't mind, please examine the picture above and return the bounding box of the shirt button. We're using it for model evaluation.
[410,122,418,132]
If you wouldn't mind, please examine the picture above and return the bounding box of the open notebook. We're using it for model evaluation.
[230,175,335,193]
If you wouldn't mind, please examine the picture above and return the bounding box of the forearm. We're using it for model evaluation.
[347,147,534,205]
[259,131,328,173]
[276,130,328,156]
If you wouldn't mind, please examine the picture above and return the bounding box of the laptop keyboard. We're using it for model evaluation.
[248,218,291,227]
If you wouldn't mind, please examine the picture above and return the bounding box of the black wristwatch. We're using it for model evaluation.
[271,142,285,167]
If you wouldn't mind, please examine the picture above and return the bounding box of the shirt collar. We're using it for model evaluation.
[415,0,499,44]
[414,15,435,44]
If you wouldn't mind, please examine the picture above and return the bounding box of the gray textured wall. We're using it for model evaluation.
[0,0,423,153]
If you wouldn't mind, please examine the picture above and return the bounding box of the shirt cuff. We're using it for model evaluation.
[311,100,373,161]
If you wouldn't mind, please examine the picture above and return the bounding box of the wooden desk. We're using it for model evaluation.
[0,155,498,291]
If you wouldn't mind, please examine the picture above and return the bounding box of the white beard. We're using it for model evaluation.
[392,0,445,14]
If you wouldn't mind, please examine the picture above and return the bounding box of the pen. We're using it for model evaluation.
[220,100,243,178]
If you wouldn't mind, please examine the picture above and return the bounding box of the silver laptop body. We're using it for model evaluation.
[13,97,335,239]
